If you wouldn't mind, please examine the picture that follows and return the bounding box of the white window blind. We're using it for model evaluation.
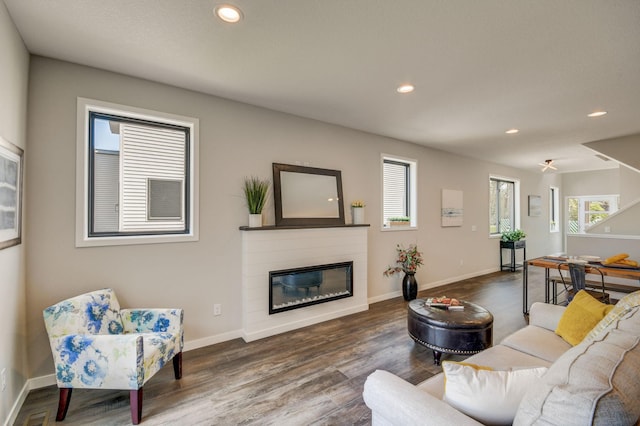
[383,160,409,224]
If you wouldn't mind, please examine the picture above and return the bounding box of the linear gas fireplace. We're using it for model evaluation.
[269,261,353,314]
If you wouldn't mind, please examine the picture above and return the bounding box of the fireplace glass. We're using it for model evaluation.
[269,261,353,314]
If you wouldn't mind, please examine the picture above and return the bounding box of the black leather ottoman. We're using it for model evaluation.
[408,299,493,365]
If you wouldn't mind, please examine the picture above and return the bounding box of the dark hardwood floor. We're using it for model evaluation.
[15,269,546,426]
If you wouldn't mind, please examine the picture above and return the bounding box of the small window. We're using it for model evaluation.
[566,195,619,234]
[148,179,183,220]
[549,186,559,232]
[382,155,417,229]
[76,98,199,247]
[489,176,520,236]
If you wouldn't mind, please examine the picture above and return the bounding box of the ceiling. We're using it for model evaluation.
[5,0,640,173]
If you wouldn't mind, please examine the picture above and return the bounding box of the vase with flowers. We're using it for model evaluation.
[351,200,366,224]
[383,244,424,301]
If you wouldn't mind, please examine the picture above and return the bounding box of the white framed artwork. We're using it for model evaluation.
[441,189,463,227]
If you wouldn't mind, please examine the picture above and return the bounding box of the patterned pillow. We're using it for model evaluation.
[583,290,640,342]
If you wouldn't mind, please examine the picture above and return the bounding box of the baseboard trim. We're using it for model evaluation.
[183,329,243,351]
[367,268,500,305]
[4,381,30,426]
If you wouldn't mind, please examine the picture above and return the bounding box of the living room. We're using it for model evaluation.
[2,1,640,425]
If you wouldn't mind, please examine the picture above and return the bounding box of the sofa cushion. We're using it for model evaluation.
[442,362,547,426]
[555,290,614,346]
[514,307,640,426]
[501,325,571,363]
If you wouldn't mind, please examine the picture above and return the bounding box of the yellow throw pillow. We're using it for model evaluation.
[442,362,548,425]
[555,290,614,346]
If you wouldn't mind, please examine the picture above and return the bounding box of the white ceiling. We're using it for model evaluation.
[5,0,640,173]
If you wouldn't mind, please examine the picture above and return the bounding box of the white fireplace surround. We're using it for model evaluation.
[241,226,369,342]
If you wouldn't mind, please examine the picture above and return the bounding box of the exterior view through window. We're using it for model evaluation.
[566,195,619,234]
[489,177,516,235]
[89,112,190,237]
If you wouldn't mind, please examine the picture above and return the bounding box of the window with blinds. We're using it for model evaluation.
[77,98,198,247]
[382,156,417,229]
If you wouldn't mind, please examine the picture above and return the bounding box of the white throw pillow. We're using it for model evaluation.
[442,362,548,426]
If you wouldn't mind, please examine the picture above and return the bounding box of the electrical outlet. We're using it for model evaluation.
[459,259,464,267]
[1,368,6,392]
[214,304,222,316]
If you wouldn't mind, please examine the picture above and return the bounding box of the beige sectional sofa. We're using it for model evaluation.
[363,293,640,425]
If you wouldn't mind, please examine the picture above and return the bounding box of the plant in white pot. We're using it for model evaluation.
[243,176,270,227]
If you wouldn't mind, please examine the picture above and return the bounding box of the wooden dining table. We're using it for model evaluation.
[522,256,640,314]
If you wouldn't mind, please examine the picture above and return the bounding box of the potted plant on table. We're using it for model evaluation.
[383,244,424,301]
[243,176,270,227]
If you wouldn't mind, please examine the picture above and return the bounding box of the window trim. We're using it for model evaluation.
[76,98,199,247]
[489,174,520,237]
[381,154,418,231]
[549,186,560,233]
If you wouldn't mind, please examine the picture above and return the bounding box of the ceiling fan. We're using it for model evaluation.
[539,159,557,172]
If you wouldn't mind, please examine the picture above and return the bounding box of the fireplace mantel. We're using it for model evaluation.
[240,226,369,342]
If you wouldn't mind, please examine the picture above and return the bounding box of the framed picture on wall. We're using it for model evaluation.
[528,195,542,217]
[0,136,24,250]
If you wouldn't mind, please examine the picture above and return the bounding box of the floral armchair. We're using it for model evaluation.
[43,288,183,424]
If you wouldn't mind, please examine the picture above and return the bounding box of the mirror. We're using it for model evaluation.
[273,163,345,226]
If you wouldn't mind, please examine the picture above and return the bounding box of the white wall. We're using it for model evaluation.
[25,56,563,381]
[0,2,29,424]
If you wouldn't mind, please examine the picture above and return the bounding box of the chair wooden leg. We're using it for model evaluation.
[130,388,143,425]
[56,388,72,421]
[173,352,183,379]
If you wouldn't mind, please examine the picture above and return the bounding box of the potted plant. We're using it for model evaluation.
[351,200,366,224]
[388,216,410,227]
[383,244,423,301]
[501,229,526,242]
[243,176,270,227]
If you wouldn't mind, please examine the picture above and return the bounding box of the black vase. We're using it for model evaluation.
[402,272,418,301]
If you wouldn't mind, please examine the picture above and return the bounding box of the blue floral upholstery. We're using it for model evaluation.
[43,288,183,423]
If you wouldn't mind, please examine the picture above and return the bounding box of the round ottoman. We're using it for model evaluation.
[408,298,493,365]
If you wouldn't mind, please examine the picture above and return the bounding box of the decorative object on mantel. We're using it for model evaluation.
[388,216,410,227]
[351,200,366,225]
[243,176,270,228]
[272,163,345,227]
[383,244,424,301]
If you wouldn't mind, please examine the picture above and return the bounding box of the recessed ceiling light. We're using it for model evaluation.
[214,4,243,23]
[505,129,519,134]
[587,111,607,118]
[396,84,415,94]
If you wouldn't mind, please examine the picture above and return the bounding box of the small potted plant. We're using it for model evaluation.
[351,200,366,224]
[243,176,270,227]
[388,216,410,227]
[383,244,423,301]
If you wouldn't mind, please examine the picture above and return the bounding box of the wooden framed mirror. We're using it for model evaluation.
[272,163,345,226]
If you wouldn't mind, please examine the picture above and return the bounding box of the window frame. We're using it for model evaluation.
[381,154,418,231]
[489,175,520,237]
[549,186,560,233]
[76,98,199,247]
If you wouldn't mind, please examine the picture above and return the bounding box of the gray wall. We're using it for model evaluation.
[0,2,29,424]
[25,56,563,380]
